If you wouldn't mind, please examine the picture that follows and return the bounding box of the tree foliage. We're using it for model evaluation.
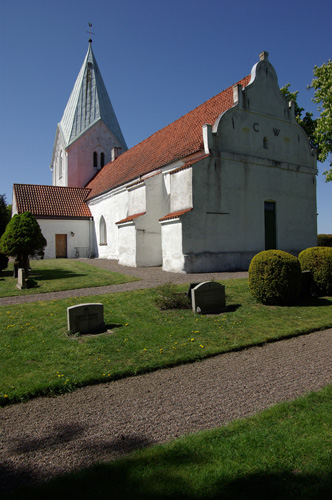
[0,194,11,272]
[0,211,47,275]
[281,60,332,182]
[280,83,318,152]
[308,60,332,181]
[0,194,11,235]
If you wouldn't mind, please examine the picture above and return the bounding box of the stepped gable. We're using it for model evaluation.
[86,75,251,200]
[13,184,92,218]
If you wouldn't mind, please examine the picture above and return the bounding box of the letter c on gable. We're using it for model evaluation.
[253,123,260,132]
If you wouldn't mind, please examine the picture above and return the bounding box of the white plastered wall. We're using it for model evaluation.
[161,55,317,273]
[36,219,92,259]
[88,188,128,259]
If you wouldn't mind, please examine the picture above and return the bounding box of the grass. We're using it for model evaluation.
[0,259,138,297]
[4,385,332,499]
[1,279,331,405]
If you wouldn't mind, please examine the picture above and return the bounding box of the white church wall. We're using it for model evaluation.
[118,223,137,267]
[88,188,128,259]
[36,219,91,259]
[170,168,192,212]
[128,184,146,215]
[134,174,169,266]
[178,152,317,273]
[160,219,185,273]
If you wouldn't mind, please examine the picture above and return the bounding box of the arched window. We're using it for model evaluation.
[100,152,105,168]
[93,151,98,168]
[99,216,107,245]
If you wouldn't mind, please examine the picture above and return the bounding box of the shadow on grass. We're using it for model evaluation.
[30,270,86,281]
[297,297,332,308]
[2,449,331,500]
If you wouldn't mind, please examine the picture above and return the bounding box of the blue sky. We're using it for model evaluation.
[1,0,331,233]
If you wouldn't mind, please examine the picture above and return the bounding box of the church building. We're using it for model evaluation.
[12,44,318,273]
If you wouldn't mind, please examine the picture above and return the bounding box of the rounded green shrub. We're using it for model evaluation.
[249,250,302,305]
[317,234,332,247]
[298,247,332,296]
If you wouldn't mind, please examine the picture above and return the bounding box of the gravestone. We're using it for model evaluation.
[191,281,226,314]
[67,303,105,334]
[16,268,27,289]
[187,283,199,299]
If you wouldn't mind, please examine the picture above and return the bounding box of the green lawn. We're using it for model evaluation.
[1,279,331,405]
[0,259,138,297]
[4,385,332,500]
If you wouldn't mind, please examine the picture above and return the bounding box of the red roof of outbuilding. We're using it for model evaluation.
[86,76,250,199]
[13,184,92,218]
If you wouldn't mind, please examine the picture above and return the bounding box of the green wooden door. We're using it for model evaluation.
[264,202,276,250]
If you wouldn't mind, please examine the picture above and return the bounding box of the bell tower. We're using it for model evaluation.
[51,40,127,188]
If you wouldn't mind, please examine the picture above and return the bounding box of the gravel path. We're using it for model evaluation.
[1,260,331,494]
[0,258,248,306]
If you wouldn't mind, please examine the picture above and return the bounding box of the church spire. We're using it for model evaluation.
[59,43,127,150]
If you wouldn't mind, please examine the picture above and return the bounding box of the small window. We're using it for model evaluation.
[100,152,105,168]
[99,216,107,245]
[263,137,268,149]
[93,151,98,168]
[59,151,63,178]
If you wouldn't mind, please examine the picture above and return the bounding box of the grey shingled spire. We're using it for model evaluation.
[59,42,127,149]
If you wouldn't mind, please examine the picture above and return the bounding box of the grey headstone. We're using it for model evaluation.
[16,268,27,289]
[191,281,226,314]
[67,303,105,334]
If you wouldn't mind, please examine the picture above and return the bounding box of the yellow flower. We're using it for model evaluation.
[200,345,204,348]
[4,394,8,398]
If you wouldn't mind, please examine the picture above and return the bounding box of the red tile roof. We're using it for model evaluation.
[116,212,146,224]
[159,208,192,222]
[13,184,92,218]
[86,76,251,199]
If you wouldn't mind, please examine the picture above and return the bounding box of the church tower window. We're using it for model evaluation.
[59,151,63,179]
[93,151,98,168]
[100,152,105,168]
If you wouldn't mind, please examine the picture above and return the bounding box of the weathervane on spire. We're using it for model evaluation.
[87,22,95,43]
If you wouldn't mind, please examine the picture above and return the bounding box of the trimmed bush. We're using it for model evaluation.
[317,234,332,247]
[249,250,302,305]
[298,247,332,296]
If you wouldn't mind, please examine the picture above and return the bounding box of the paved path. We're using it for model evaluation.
[1,260,331,494]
